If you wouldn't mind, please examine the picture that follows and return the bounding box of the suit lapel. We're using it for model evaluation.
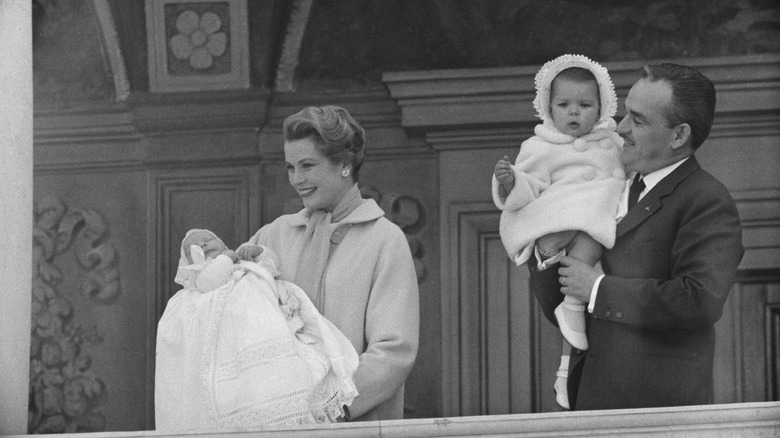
[616,156,701,238]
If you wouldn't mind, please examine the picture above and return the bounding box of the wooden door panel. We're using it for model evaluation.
[444,203,779,416]
[447,204,564,415]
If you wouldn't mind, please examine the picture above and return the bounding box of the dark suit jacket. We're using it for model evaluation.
[531,156,744,410]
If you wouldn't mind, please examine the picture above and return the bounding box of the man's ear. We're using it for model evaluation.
[670,123,691,150]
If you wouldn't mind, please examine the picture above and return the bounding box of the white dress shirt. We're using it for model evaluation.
[586,157,690,312]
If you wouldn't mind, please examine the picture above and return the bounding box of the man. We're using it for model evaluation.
[531,63,744,410]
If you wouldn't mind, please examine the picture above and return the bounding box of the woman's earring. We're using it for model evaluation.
[341,168,350,177]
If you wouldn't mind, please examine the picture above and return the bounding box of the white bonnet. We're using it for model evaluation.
[532,54,618,125]
[178,228,226,268]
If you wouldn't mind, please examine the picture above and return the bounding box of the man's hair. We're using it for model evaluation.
[641,63,716,150]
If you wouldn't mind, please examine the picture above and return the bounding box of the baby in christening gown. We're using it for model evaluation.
[155,229,358,430]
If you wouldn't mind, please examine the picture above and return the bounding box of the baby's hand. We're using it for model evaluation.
[494,156,515,198]
[221,249,239,263]
[237,245,263,261]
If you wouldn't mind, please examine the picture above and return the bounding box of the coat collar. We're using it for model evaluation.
[289,198,385,227]
[616,155,700,238]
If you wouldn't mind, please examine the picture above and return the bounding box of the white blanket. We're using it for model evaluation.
[155,261,358,430]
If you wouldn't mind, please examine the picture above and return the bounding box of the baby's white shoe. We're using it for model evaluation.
[554,300,588,351]
[554,366,570,410]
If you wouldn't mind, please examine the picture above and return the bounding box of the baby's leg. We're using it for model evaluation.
[566,231,602,267]
[537,230,578,256]
[554,232,600,351]
[554,338,572,410]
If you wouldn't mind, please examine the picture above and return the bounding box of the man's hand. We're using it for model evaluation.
[557,255,602,302]
[494,156,515,199]
[237,245,263,261]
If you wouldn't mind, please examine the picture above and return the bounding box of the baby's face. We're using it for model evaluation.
[550,77,601,137]
[183,231,227,263]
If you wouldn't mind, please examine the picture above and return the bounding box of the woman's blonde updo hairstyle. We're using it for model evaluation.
[283,105,366,181]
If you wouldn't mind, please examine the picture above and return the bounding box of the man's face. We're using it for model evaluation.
[617,79,679,175]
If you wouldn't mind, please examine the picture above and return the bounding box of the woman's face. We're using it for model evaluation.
[284,137,352,212]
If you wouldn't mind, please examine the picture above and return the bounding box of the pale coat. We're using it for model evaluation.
[492,121,625,265]
[243,199,420,421]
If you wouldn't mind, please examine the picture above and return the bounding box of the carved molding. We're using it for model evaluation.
[733,189,780,270]
[768,302,780,401]
[362,185,428,282]
[128,88,269,133]
[29,197,120,433]
[383,54,780,137]
[33,89,269,172]
[145,0,251,93]
[442,202,549,416]
[33,89,269,139]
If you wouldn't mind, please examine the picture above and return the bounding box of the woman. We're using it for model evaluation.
[240,105,419,421]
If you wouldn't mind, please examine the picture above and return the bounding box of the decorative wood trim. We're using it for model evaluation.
[444,203,513,416]
[733,285,745,402]
[145,0,251,92]
[733,189,780,270]
[34,103,141,145]
[766,302,780,401]
[128,88,269,132]
[33,90,270,172]
[442,201,558,416]
[426,127,530,152]
[33,89,269,139]
[383,54,780,134]
[29,198,119,432]
[765,285,780,403]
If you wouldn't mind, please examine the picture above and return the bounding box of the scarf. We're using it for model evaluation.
[292,184,364,307]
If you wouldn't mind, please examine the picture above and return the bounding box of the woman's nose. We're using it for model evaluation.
[290,170,302,184]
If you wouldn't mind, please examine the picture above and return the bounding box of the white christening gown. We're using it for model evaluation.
[155,259,358,430]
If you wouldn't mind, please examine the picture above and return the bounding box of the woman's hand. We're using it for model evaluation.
[221,249,239,263]
[237,245,263,261]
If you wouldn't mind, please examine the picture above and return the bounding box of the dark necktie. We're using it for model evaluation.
[628,174,645,210]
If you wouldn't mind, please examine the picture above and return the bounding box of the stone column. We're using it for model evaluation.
[0,0,33,434]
